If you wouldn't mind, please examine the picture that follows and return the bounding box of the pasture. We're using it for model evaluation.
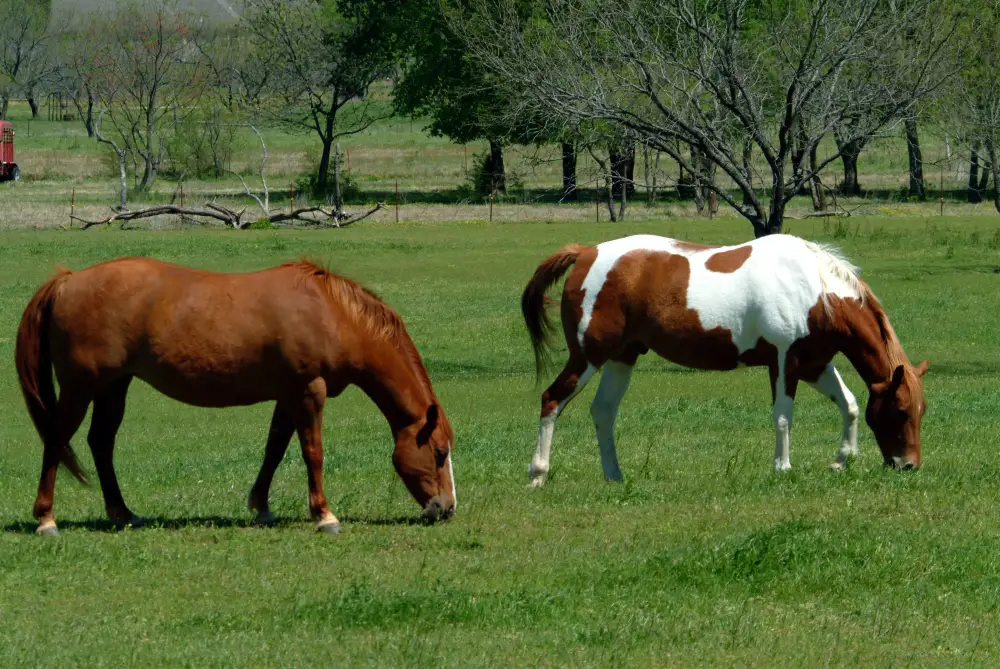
[1,216,999,667]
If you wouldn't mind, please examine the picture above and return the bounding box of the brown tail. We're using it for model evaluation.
[15,268,89,485]
[521,244,583,380]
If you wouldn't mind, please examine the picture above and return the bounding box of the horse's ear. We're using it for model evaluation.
[417,404,439,444]
[915,360,930,377]
[890,365,906,388]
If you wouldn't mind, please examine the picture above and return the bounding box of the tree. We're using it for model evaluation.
[241,0,400,207]
[393,0,514,194]
[960,2,1000,212]
[455,0,959,236]
[0,0,59,119]
[87,3,208,192]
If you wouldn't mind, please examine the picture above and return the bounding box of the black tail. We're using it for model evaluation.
[521,244,582,380]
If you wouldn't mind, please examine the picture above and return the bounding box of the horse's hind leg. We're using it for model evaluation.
[590,360,635,482]
[805,363,859,470]
[248,403,295,525]
[33,388,93,536]
[529,351,598,487]
[88,376,137,526]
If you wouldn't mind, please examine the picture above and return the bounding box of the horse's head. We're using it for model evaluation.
[866,361,929,469]
[392,403,456,522]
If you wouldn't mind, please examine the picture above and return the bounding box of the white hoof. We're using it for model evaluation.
[829,461,846,471]
[529,475,547,488]
[316,518,341,534]
[774,462,792,472]
[36,519,59,537]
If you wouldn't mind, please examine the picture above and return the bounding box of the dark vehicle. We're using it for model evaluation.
[0,120,19,182]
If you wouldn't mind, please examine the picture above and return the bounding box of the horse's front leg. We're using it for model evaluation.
[770,355,798,472]
[805,363,859,470]
[290,378,340,533]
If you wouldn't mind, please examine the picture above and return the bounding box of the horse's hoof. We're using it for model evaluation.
[36,522,59,537]
[254,511,277,527]
[529,475,547,488]
[316,519,341,534]
[829,461,846,471]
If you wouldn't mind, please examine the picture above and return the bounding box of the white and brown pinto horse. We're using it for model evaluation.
[522,234,928,485]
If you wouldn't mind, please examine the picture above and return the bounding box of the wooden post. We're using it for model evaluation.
[463,145,468,175]
[26,119,30,137]
[833,175,839,211]
[489,183,494,222]
[179,184,185,208]
[596,179,600,223]
[289,183,294,214]
[709,191,716,220]
[70,188,75,224]
[346,149,350,172]
[395,180,399,223]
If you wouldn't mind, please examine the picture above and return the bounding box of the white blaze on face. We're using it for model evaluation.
[578,235,701,347]
[447,443,456,511]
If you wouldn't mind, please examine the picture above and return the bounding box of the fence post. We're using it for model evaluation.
[489,183,494,222]
[939,167,944,216]
[395,180,399,224]
[346,149,350,173]
[289,183,294,214]
[70,188,75,225]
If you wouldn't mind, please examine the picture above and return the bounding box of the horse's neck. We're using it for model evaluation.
[352,336,432,433]
[834,300,902,387]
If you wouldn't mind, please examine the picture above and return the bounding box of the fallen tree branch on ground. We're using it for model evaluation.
[71,202,385,230]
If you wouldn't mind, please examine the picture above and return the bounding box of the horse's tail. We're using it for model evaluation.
[522,244,583,380]
[15,269,89,485]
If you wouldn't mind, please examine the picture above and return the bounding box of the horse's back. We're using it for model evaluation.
[47,258,342,405]
[569,234,852,367]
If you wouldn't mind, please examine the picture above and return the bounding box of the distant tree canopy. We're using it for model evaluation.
[8,0,1000,226]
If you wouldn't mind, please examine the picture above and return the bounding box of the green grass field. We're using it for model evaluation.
[1,216,999,667]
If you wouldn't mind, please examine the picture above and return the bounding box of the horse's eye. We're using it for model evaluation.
[434,447,448,467]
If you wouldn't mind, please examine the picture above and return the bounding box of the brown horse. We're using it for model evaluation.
[16,258,456,536]
[522,234,928,486]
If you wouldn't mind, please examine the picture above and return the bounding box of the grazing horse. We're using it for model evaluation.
[521,234,928,486]
[16,258,456,536]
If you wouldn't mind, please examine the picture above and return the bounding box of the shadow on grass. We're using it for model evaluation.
[3,514,428,534]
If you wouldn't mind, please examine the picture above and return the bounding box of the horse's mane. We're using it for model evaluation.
[802,242,909,371]
[285,259,437,398]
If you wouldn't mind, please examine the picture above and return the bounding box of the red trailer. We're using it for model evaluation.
[0,120,19,182]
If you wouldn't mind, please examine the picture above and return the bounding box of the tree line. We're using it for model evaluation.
[0,0,997,235]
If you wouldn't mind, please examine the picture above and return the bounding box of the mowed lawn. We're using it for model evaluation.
[1,216,999,667]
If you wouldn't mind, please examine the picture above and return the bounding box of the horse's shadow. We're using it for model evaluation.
[3,514,425,534]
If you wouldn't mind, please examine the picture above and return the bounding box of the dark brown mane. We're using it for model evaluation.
[287,259,438,401]
[861,283,908,371]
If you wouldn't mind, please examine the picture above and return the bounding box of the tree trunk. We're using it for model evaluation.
[609,143,634,200]
[987,138,1000,214]
[762,169,786,236]
[317,136,333,191]
[488,139,506,194]
[561,142,577,201]
[839,142,861,196]
[116,150,128,212]
[0,96,7,120]
[969,141,983,204]
[27,96,40,119]
[809,143,825,211]
[332,142,343,213]
[742,138,754,207]
[905,119,924,199]
[644,145,660,205]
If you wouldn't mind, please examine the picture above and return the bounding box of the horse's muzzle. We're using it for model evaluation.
[420,496,456,523]
[890,456,919,471]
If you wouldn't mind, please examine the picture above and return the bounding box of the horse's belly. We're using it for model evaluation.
[134,364,281,408]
